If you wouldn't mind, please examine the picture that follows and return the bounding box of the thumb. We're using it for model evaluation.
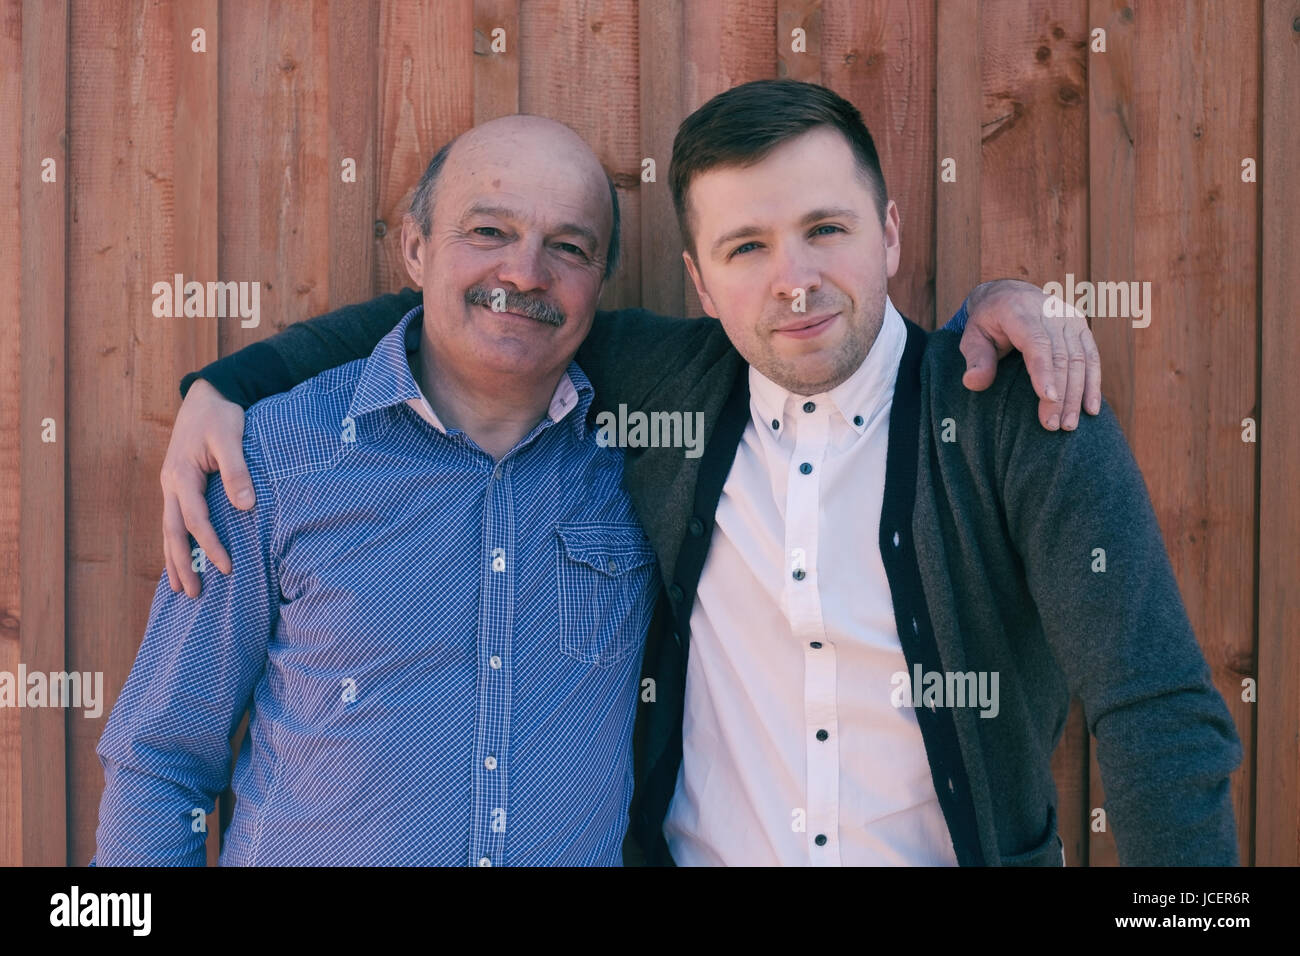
[959,330,998,392]
[213,436,256,510]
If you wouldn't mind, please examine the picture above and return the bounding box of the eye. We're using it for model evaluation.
[728,241,761,259]
[556,242,589,258]
[473,226,506,238]
[811,224,844,237]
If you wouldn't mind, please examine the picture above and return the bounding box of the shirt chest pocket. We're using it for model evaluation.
[555,523,658,667]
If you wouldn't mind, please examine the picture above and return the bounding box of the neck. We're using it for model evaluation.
[413,342,564,461]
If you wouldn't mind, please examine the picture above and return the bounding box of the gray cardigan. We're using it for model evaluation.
[914,327,1242,865]
[187,288,1243,865]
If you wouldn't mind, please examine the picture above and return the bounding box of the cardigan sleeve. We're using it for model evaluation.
[180,288,420,408]
[994,359,1242,865]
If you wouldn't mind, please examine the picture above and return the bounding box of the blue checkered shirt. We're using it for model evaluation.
[93,305,658,866]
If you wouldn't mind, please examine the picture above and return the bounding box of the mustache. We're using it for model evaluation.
[464,285,566,327]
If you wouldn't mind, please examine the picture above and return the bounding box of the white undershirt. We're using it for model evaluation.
[663,298,958,866]
[405,365,579,434]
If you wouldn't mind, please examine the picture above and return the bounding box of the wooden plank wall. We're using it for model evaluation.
[1,0,1293,867]
[0,0,24,869]
[12,0,69,869]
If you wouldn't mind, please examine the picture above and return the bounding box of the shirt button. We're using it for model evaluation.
[947,777,955,793]
[799,462,813,475]
[607,558,619,573]
[484,756,497,771]
[814,834,828,846]
[816,729,829,742]
[803,401,816,413]
[912,618,919,635]
[688,517,705,536]
[489,655,502,670]
[893,531,901,548]
[792,568,806,581]
[771,419,780,430]
[853,414,864,427]
[669,584,684,603]
[809,641,822,649]
[478,857,492,867]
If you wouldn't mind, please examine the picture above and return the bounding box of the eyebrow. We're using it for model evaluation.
[463,203,600,249]
[710,206,861,256]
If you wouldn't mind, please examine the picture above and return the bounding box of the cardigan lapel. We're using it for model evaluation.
[877,317,985,864]
[664,365,751,651]
[618,347,749,601]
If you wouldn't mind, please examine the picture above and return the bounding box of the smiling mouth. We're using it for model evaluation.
[476,303,561,327]
[773,312,840,339]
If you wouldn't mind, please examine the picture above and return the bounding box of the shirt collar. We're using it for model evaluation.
[748,295,908,438]
[347,303,595,441]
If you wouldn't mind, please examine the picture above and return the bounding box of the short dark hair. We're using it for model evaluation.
[408,136,621,281]
[669,79,889,257]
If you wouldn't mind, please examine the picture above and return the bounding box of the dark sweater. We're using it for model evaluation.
[185,289,1243,865]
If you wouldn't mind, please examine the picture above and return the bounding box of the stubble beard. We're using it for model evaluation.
[758,286,887,397]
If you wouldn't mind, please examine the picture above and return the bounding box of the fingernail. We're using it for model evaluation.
[1048,414,1060,429]
[237,489,254,508]
[1064,414,1077,430]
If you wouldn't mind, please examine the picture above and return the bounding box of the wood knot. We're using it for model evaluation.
[1057,84,1082,106]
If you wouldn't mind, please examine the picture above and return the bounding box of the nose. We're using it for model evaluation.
[769,239,821,305]
[495,235,550,292]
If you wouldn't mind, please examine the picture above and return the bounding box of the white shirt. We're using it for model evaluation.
[405,360,580,434]
[663,297,959,866]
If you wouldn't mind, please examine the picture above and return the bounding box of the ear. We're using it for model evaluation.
[882,199,902,280]
[400,215,426,289]
[682,250,720,318]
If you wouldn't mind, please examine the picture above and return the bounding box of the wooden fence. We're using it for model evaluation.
[2,0,1296,866]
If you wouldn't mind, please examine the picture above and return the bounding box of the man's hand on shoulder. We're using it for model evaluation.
[161,379,251,598]
[957,278,1102,432]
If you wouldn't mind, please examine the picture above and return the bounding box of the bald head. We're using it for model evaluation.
[409,115,621,280]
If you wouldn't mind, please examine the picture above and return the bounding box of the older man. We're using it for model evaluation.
[118,100,1102,866]
[93,116,659,866]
